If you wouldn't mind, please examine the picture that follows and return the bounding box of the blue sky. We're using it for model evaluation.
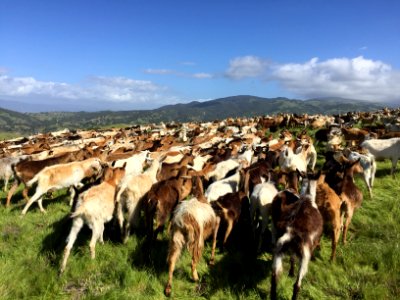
[1,0,399,111]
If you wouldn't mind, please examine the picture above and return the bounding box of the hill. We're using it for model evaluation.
[0,96,391,136]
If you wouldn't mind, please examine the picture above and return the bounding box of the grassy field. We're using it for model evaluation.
[0,160,399,300]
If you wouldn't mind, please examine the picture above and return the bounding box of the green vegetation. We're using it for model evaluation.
[0,96,391,137]
[0,160,399,299]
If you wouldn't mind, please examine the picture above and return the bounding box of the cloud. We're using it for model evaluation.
[0,73,178,108]
[144,69,175,75]
[191,73,213,79]
[359,46,368,51]
[271,56,400,102]
[0,67,8,75]
[180,61,196,66]
[144,68,212,79]
[225,55,268,79]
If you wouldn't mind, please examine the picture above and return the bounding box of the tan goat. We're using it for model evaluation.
[59,166,126,274]
[21,158,103,215]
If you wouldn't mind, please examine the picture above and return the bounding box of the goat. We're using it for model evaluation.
[279,144,309,173]
[316,173,345,261]
[157,153,194,181]
[343,148,376,197]
[210,190,248,254]
[143,166,194,243]
[249,177,278,252]
[296,131,317,171]
[204,167,244,202]
[115,154,163,243]
[21,158,104,215]
[204,158,240,183]
[209,167,250,249]
[270,172,323,300]
[360,137,400,177]
[112,150,149,176]
[0,155,29,193]
[341,126,370,145]
[164,176,217,297]
[59,166,126,274]
[340,159,363,244]
[6,148,93,207]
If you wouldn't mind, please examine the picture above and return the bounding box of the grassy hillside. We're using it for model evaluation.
[0,96,390,136]
[0,160,399,299]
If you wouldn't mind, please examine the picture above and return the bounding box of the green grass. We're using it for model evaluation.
[1,161,399,299]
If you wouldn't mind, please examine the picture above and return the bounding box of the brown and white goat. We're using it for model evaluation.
[164,176,218,297]
[143,166,194,243]
[21,157,104,215]
[59,166,126,274]
[209,169,250,252]
[210,190,248,255]
[270,172,323,300]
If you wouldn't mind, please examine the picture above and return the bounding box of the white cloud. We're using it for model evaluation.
[225,55,268,79]
[180,61,196,66]
[144,68,212,79]
[0,75,81,98]
[0,67,8,75]
[144,68,175,75]
[272,56,400,102]
[0,74,177,108]
[191,73,213,79]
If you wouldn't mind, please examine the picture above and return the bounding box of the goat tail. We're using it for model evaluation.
[186,217,203,261]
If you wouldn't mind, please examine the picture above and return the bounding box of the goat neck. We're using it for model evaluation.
[145,158,161,182]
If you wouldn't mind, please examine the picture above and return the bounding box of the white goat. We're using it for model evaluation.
[343,148,376,197]
[22,158,103,215]
[249,180,278,251]
[0,155,28,192]
[59,166,126,274]
[205,169,242,202]
[296,139,317,171]
[205,159,240,183]
[190,154,212,172]
[360,137,400,177]
[115,154,162,242]
[279,145,308,173]
[113,150,149,176]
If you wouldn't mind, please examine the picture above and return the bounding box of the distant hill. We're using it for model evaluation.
[0,96,393,136]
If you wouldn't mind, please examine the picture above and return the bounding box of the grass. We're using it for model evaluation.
[0,161,399,299]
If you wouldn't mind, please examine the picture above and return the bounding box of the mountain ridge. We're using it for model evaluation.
[0,95,394,136]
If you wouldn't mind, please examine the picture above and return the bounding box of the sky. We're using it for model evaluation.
[1,0,400,112]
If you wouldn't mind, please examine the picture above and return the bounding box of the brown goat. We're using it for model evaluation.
[270,172,323,300]
[340,159,363,244]
[157,153,194,181]
[316,173,345,261]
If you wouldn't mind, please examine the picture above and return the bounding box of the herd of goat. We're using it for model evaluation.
[1,108,400,299]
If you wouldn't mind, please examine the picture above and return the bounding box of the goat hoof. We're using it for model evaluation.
[208,259,215,266]
[164,285,172,297]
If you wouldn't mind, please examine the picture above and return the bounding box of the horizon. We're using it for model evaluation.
[0,95,392,114]
[1,1,400,112]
